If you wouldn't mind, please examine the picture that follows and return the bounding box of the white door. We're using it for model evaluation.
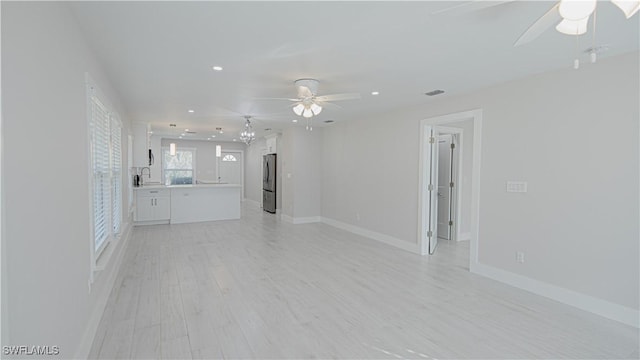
[437,134,453,240]
[219,151,242,184]
[424,126,440,254]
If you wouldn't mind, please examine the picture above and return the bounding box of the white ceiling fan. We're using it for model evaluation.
[266,78,361,119]
[514,0,639,47]
[434,0,639,47]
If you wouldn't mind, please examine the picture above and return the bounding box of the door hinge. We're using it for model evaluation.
[427,230,433,238]
[451,143,455,149]
[428,184,434,191]
[449,220,453,226]
[429,137,435,144]
[450,182,454,188]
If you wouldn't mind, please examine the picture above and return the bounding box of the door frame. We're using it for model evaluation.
[435,128,464,243]
[418,109,482,271]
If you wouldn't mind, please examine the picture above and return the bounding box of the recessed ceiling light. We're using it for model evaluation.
[371,91,380,95]
[149,131,153,134]
[185,129,189,131]
[211,135,216,138]
[232,139,237,141]
[292,119,298,123]
[207,138,211,140]
[181,133,185,136]
[179,136,182,139]
[188,110,194,113]
[212,66,223,71]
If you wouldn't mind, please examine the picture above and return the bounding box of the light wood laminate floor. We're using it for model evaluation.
[89,204,639,359]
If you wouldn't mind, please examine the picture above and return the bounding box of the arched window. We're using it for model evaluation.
[222,154,237,162]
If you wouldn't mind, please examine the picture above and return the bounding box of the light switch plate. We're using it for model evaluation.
[506,181,527,193]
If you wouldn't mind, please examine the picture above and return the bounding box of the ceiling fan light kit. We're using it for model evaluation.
[556,17,589,35]
[558,0,596,20]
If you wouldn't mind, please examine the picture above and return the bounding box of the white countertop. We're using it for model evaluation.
[134,183,241,190]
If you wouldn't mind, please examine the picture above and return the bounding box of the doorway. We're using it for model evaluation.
[419,110,482,268]
[436,130,462,242]
[218,150,244,198]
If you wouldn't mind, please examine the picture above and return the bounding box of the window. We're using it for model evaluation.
[163,147,195,185]
[222,154,237,162]
[88,82,122,259]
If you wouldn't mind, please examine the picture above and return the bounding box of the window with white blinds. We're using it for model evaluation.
[111,116,122,236]
[89,90,123,258]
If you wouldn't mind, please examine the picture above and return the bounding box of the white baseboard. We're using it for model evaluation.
[243,198,261,209]
[75,222,133,358]
[458,232,471,241]
[472,262,640,329]
[293,216,322,224]
[321,217,420,254]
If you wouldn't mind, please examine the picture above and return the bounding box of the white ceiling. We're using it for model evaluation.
[69,1,639,142]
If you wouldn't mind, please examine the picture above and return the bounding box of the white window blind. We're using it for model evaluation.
[91,96,111,254]
[88,84,124,260]
[111,116,122,236]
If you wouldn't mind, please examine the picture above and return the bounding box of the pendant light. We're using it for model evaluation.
[239,116,256,145]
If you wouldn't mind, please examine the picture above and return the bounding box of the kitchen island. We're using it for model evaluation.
[134,184,241,225]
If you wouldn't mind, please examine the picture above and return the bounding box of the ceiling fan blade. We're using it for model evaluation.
[315,93,361,102]
[514,3,561,47]
[317,101,343,110]
[253,97,300,102]
[431,1,514,15]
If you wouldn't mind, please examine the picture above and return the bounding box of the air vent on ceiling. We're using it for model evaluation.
[324,120,335,124]
[185,131,197,134]
[169,123,177,127]
[425,90,445,96]
[264,128,272,131]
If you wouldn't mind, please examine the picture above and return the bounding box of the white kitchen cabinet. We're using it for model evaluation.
[133,123,151,168]
[265,134,277,154]
[135,188,170,223]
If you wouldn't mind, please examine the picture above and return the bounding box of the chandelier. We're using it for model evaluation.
[239,116,255,145]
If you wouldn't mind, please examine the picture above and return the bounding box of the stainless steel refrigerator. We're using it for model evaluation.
[262,154,276,213]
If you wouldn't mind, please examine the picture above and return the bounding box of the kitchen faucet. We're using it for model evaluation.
[140,167,151,185]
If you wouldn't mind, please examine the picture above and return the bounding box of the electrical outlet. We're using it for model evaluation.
[516,251,525,263]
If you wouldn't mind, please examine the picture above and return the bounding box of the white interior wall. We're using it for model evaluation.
[291,127,323,219]
[244,137,267,203]
[2,2,133,356]
[321,52,639,313]
[158,138,245,183]
[280,129,295,217]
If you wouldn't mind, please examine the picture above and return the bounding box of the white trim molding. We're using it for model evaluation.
[419,108,483,258]
[321,217,421,255]
[472,262,640,328]
[280,215,321,225]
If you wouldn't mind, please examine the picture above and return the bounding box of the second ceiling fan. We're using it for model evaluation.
[282,78,361,118]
